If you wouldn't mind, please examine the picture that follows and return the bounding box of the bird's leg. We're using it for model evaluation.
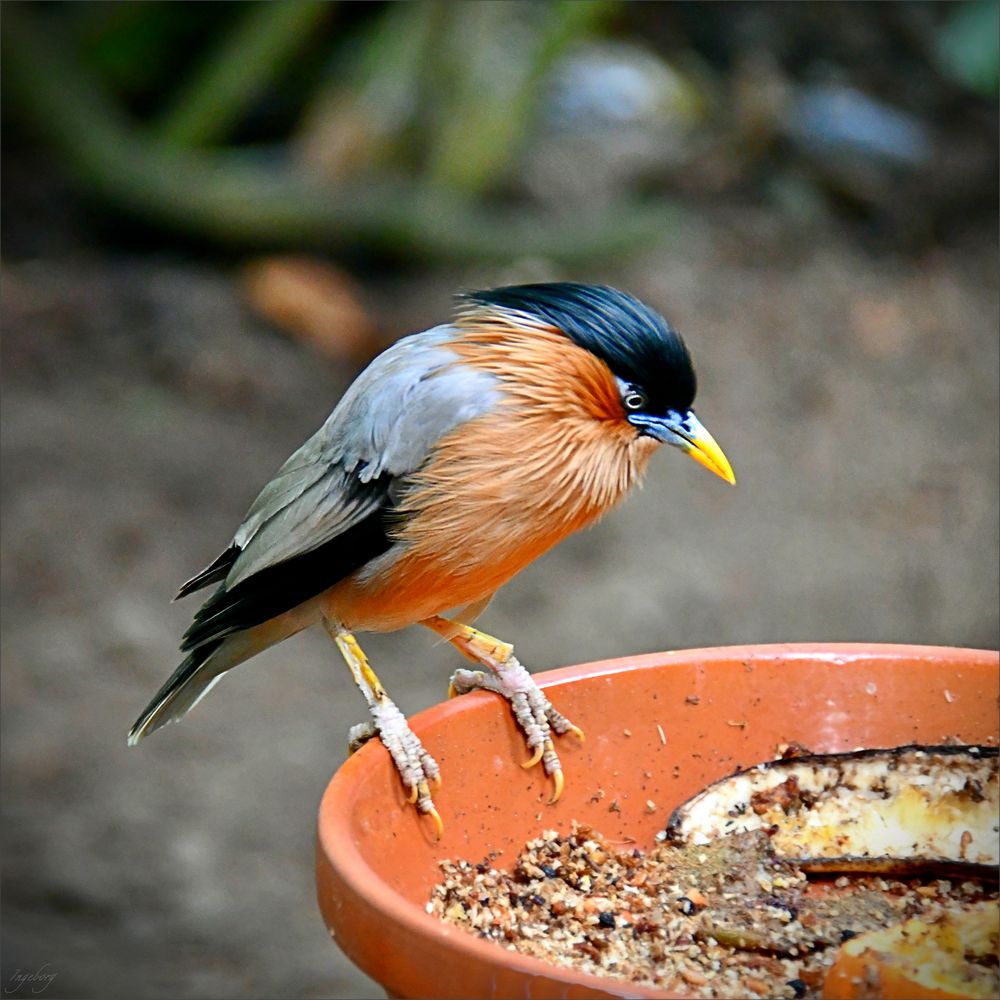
[323,620,442,838]
[422,616,584,803]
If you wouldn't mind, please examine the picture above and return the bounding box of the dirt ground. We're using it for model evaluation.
[2,203,997,998]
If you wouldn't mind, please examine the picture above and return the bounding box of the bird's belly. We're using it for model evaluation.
[323,521,575,633]
[325,416,657,633]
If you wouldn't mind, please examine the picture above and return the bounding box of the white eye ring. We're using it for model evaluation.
[623,389,647,411]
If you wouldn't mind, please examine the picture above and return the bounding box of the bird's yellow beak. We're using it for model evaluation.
[629,409,735,485]
[682,418,736,485]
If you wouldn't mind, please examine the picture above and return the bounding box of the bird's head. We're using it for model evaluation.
[459,283,735,485]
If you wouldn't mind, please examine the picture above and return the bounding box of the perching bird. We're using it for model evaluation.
[128,283,734,836]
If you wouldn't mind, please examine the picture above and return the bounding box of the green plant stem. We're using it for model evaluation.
[154,0,333,149]
[2,5,675,262]
[425,0,616,194]
[292,1,439,175]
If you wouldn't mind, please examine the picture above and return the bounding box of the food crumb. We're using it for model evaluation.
[623,728,632,737]
[429,823,999,998]
[726,719,748,729]
[864,681,877,695]
[656,724,666,745]
[645,800,657,813]
[679,965,709,986]
[685,695,701,705]
[685,887,708,907]
[944,689,955,703]
[959,829,973,860]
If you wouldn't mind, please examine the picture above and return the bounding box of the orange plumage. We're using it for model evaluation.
[327,312,658,632]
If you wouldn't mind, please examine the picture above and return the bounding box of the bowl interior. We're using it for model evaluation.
[317,644,999,998]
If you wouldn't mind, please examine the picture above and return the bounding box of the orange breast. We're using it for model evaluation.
[325,316,659,632]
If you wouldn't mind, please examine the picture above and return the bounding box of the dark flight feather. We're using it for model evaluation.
[181,505,393,653]
[174,545,240,600]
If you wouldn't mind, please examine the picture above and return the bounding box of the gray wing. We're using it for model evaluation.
[223,324,499,589]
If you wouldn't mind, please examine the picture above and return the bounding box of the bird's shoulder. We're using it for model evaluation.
[224,325,500,586]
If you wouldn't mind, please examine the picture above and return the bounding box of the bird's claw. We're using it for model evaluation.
[524,740,565,801]
[550,767,564,804]
[407,780,444,839]
[408,773,442,797]
[424,804,444,840]
[522,741,545,769]
[347,721,379,755]
[362,694,443,837]
[450,660,580,802]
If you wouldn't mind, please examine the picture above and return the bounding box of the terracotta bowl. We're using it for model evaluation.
[316,644,999,999]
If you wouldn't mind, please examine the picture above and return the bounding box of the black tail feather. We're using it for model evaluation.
[127,638,225,744]
[133,491,395,745]
[174,545,240,601]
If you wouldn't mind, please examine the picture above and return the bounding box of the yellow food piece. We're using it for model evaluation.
[822,902,1000,1000]
[771,779,999,865]
[669,746,999,870]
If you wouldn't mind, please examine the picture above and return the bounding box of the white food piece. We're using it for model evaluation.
[666,745,999,872]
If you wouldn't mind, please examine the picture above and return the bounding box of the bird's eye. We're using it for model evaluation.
[623,388,647,412]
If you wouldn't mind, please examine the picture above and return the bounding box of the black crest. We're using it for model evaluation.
[462,282,697,412]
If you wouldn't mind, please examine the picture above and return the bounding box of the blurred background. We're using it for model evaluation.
[1,1,997,997]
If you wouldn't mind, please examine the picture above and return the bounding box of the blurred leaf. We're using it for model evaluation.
[294,2,438,180]
[154,0,333,148]
[76,2,226,104]
[243,256,380,362]
[3,3,674,263]
[424,0,616,194]
[937,0,999,96]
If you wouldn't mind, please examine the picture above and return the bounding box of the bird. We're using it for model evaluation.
[128,282,734,837]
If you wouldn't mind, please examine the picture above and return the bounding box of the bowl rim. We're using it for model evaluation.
[316,642,999,996]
